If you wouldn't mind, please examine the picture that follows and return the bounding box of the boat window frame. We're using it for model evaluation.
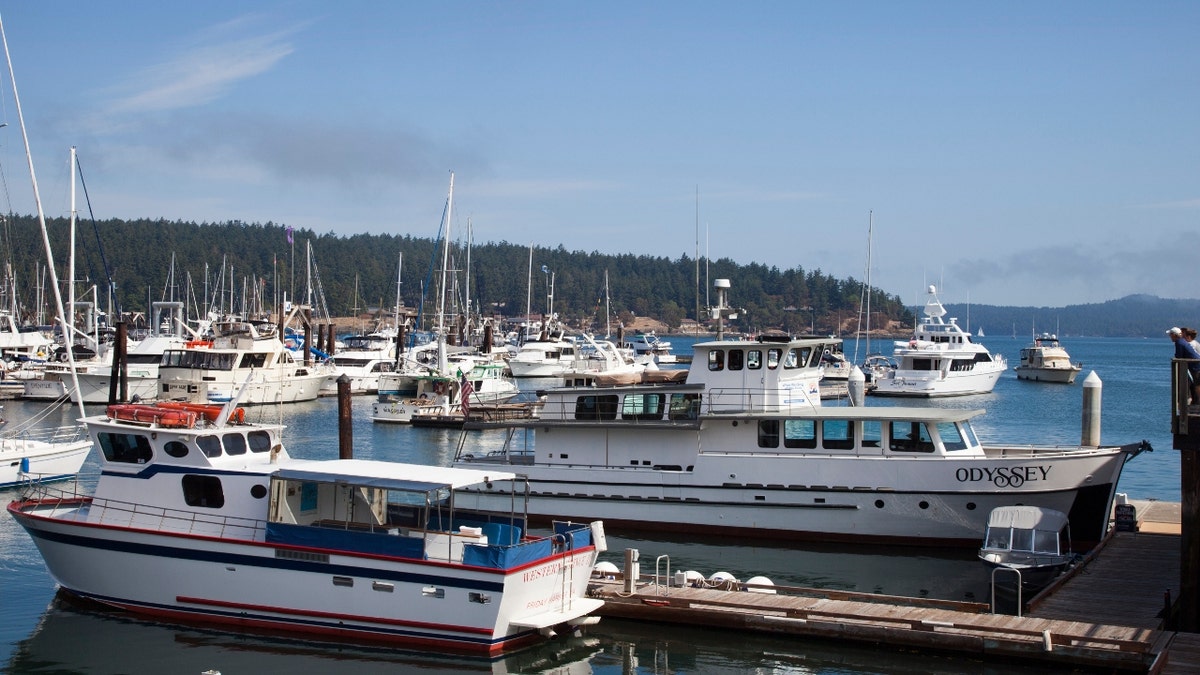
[181,474,226,509]
[668,393,702,420]
[728,349,744,371]
[783,419,817,449]
[747,350,762,370]
[163,440,190,458]
[887,421,935,453]
[767,348,781,370]
[248,430,273,453]
[223,433,248,456]
[621,392,666,421]
[935,421,969,451]
[197,435,223,458]
[575,394,619,421]
[757,419,780,448]
[97,431,154,464]
[821,419,855,450]
[707,349,725,372]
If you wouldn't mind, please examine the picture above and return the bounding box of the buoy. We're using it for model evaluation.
[684,570,705,587]
[593,561,619,579]
[709,571,738,588]
[744,575,777,594]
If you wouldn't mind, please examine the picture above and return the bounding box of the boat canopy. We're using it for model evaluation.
[275,459,516,491]
[986,505,1069,531]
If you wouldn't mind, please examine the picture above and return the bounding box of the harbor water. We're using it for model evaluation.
[0,335,1180,673]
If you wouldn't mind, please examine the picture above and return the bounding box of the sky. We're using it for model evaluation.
[0,2,1195,309]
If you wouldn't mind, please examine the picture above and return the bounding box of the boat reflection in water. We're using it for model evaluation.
[9,593,1041,675]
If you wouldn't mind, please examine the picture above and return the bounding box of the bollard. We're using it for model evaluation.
[623,548,640,594]
[1081,371,1102,447]
[337,374,352,459]
[847,365,865,406]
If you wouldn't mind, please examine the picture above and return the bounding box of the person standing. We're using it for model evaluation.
[1169,326,1200,402]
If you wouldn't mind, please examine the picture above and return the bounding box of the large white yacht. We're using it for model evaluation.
[870,285,1007,397]
[158,318,331,405]
[454,332,1145,548]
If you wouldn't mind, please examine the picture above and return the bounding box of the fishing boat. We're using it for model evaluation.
[870,285,1007,397]
[1015,333,1083,384]
[452,297,1147,547]
[8,400,606,656]
[979,505,1077,593]
[372,361,519,424]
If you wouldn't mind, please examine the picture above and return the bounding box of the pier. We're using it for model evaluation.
[589,499,1194,673]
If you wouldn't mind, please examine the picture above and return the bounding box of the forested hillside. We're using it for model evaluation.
[2,216,911,335]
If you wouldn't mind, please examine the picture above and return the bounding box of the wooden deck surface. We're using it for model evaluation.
[591,516,1196,672]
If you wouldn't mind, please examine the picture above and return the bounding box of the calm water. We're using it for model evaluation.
[0,335,1176,674]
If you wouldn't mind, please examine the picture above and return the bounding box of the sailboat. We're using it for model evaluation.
[371,173,517,424]
[977,327,985,337]
[0,20,91,487]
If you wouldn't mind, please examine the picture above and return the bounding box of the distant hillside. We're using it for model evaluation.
[942,295,1200,338]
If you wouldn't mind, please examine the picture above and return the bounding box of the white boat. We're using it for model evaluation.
[372,361,519,424]
[0,423,91,489]
[8,401,605,655]
[1015,333,1083,384]
[453,330,1146,547]
[870,285,1007,397]
[319,332,397,395]
[621,332,676,365]
[507,336,578,378]
[27,302,190,403]
[158,317,331,405]
[979,505,1076,593]
[558,335,647,387]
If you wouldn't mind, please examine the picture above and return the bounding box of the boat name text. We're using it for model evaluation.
[955,465,1050,488]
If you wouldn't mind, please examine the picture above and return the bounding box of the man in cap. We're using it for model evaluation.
[1168,327,1200,402]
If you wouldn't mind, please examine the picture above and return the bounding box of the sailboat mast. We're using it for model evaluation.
[69,146,77,346]
[864,210,873,360]
[436,172,454,333]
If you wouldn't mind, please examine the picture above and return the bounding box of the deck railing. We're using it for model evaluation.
[18,480,267,541]
[1170,358,1199,436]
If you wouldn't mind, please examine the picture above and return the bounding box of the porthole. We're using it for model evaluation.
[966,502,976,511]
[918,501,929,510]
[164,441,189,458]
[874,500,885,509]
[250,484,267,499]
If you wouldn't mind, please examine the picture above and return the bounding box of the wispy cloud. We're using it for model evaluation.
[99,15,303,119]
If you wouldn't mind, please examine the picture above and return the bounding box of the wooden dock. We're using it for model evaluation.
[589,501,1197,673]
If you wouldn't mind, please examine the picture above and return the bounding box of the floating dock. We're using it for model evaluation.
[589,500,1195,673]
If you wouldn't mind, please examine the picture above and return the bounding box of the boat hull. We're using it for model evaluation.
[0,436,91,488]
[870,366,1004,397]
[10,505,600,656]
[1015,366,1080,384]
[456,445,1130,546]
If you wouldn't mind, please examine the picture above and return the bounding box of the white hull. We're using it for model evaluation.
[871,363,1005,397]
[160,372,328,404]
[457,434,1131,545]
[24,369,160,403]
[1015,366,1080,384]
[0,431,91,488]
[13,507,600,654]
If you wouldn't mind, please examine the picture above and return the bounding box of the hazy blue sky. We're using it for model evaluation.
[0,2,1195,308]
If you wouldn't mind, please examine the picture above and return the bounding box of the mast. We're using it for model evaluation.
[864,211,873,360]
[2,16,86,419]
[68,146,77,347]
[525,244,532,332]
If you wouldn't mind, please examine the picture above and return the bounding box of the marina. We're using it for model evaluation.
[0,334,1194,673]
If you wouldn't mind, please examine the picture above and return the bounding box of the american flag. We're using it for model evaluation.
[459,373,474,416]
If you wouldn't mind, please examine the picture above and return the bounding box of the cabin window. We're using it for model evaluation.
[181,474,225,508]
[164,441,190,458]
[912,358,936,371]
[862,420,882,448]
[747,350,762,370]
[97,432,153,464]
[758,420,780,448]
[767,348,781,370]
[248,430,273,453]
[239,353,268,368]
[950,359,975,372]
[1011,527,1034,552]
[961,422,980,448]
[1036,529,1061,554]
[888,421,935,453]
[575,394,619,421]
[197,435,223,458]
[822,420,854,450]
[668,393,702,420]
[728,349,744,371]
[783,419,817,449]
[707,349,725,371]
[622,393,665,420]
[223,433,248,456]
[936,422,968,451]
